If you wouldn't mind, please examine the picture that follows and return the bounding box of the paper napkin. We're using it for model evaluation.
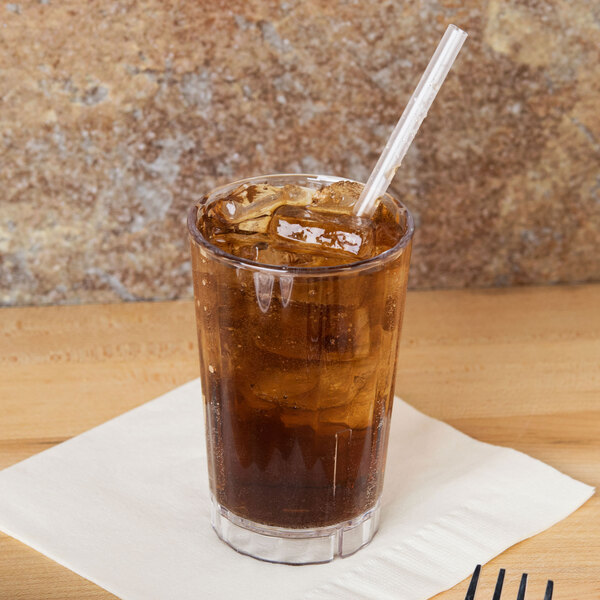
[0,380,593,600]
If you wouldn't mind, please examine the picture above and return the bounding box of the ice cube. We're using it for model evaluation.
[310,181,363,214]
[318,360,393,431]
[258,239,359,267]
[371,200,404,251]
[319,391,375,429]
[269,205,375,259]
[210,184,316,226]
[208,232,314,266]
[209,232,271,260]
[239,367,318,411]
[253,301,374,361]
[236,216,271,233]
[254,246,312,266]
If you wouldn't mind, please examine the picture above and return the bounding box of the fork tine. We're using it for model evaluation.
[492,568,505,600]
[465,564,481,600]
[516,573,527,600]
[544,580,554,600]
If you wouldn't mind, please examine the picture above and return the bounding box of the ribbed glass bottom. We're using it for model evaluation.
[210,495,381,564]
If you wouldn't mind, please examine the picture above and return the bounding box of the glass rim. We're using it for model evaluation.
[187,173,415,275]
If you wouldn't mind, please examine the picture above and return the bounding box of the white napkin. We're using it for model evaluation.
[0,380,593,600]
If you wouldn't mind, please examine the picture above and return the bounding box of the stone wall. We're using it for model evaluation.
[1,0,599,305]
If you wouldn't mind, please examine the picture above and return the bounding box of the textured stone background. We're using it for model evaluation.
[1,0,599,306]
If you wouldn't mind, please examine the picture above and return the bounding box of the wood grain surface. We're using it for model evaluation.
[0,285,598,599]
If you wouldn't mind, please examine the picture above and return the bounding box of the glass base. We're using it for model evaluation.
[210,495,380,564]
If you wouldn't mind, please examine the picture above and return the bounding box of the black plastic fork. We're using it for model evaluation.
[465,565,554,599]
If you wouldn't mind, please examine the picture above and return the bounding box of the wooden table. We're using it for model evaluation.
[1,285,598,599]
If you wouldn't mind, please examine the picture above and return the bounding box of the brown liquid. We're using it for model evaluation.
[191,180,411,528]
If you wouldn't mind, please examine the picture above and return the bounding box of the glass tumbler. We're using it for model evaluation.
[188,174,414,564]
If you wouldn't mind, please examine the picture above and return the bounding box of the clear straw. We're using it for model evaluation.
[353,24,468,218]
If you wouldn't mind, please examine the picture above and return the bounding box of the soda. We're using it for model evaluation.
[188,174,413,560]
